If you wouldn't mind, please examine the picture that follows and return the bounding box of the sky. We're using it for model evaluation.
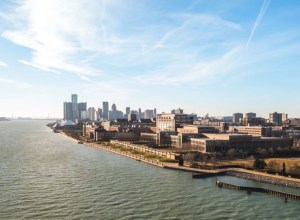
[0,0,300,118]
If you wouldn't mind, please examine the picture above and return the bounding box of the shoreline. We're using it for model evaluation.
[59,132,164,168]
[58,132,300,188]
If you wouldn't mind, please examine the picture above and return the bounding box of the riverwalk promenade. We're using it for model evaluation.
[58,132,300,188]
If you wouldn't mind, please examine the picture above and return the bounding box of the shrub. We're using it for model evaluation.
[267,160,280,173]
[253,158,266,169]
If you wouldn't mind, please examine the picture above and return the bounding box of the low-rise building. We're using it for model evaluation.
[171,133,205,149]
[177,125,219,134]
[140,133,159,144]
[156,113,194,132]
[190,134,293,153]
[234,126,272,137]
[240,117,265,126]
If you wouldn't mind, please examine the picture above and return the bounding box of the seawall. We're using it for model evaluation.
[226,171,300,188]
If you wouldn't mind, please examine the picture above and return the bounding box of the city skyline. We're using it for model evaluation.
[1,0,300,118]
[63,94,158,122]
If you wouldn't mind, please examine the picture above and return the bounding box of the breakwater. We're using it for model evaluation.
[216,180,300,201]
[227,171,300,189]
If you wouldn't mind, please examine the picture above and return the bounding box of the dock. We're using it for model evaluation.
[216,180,300,201]
[192,172,226,178]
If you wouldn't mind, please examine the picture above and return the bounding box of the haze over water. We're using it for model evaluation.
[0,120,299,219]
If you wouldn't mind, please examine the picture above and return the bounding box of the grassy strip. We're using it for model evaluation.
[107,143,177,163]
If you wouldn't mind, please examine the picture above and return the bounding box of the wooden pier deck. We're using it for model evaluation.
[216,180,300,201]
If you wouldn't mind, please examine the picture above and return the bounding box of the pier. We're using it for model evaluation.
[216,180,300,201]
[192,172,226,178]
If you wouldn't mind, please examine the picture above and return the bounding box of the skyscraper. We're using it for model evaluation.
[63,102,72,120]
[97,108,103,120]
[128,113,137,122]
[245,112,256,119]
[126,107,130,115]
[78,102,87,120]
[63,94,88,123]
[88,107,97,121]
[233,113,243,124]
[102,102,109,119]
[144,109,154,119]
[112,103,117,111]
[71,94,78,103]
[71,94,78,123]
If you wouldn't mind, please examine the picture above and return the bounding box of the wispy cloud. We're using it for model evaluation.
[0,77,32,89]
[1,1,244,84]
[18,60,59,73]
[150,13,242,51]
[1,0,264,88]
[137,47,241,85]
[0,61,7,67]
[1,0,112,79]
[247,0,271,47]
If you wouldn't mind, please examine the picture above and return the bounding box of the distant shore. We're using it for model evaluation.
[58,131,300,188]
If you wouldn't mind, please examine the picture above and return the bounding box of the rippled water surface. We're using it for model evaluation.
[0,120,299,219]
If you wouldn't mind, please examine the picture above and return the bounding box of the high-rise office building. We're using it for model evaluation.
[78,102,87,120]
[108,110,123,121]
[245,112,256,119]
[144,109,154,119]
[126,107,130,115]
[138,108,142,119]
[112,103,117,111]
[71,94,78,103]
[88,107,97,121]
[102,102,109,119]
[269,112,283,126]
[154,108,157,117]
[63,102,72,120]
[97,108,103,120]
[233,113,243,124]
[63,94,87,123]
[71,94,78,123]
[128,113,137,122]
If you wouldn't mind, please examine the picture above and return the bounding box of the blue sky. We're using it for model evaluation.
[0,0,300,118]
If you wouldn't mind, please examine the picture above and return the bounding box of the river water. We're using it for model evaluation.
[0,120,299,219]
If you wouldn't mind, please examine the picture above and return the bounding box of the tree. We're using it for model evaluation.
[268,147,275,156]
[183,153,195,166]
[210,154,218,166]
[227,148,236,159]
[256,148,267,157]
[253,158,266,169]
[282,162,286,176]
